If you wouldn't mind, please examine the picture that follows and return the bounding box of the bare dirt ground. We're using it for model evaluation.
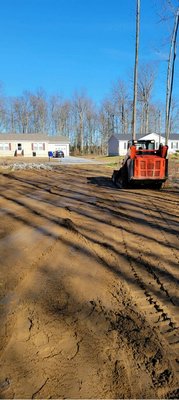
[0,163,178,399]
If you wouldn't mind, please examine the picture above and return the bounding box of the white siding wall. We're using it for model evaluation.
[119,141,128,156]
[16,141,48,157]
[32,142,46,156]
[0,142,12,157]
[0,141,48,157]
[0,140,70,157]
[168,141,179,153]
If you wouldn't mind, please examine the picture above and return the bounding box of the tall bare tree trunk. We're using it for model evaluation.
[165,8,179,145]
[158,110,161,146]
[132,0,140,141]
[145,103,149,133]
[80,111,84,153]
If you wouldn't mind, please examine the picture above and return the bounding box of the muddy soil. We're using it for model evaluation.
[0,165,178,399]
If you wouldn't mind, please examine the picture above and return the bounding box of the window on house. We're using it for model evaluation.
[38,143,43,150]
[33,143,44,151]
[18,143,22,150]
[33,143,45,151]
[33,143,38,150]
[0,143,9,150]
[171,142,173,149]
[124,142,127,149]
[173,142,178,150]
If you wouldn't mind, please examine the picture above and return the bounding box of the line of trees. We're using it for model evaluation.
[0,65,178,155]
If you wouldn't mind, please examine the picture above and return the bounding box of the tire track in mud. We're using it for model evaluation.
[147,195,179,261]
[83,241,177,396]
[143,197,179,309]
[74,180,179,396]
[55,195,178,396]
[122,200,179,313]
[108,191,179,396]
[141,194,179,309]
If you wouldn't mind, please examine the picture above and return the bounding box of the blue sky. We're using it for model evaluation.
[0,0,178,104]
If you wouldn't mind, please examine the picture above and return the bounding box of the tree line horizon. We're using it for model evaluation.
[0,63,178,154]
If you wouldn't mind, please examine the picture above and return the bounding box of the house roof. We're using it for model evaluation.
[109,134,146,141]
[0,133,70,143]
[110,133,179,141]
[168,133,179,140]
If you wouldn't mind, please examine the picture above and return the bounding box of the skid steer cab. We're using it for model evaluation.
[112,139,168,189]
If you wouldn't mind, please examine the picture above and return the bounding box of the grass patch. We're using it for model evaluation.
[170,152,179,159]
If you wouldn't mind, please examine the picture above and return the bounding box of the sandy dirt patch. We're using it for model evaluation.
[0,165,178,399]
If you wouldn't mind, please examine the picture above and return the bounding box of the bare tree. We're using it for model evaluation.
[10,91,32,133]
[138,64,156,133]
[111,80,130,134]
[85,100,97,153]
[0,83,6,131]
[99,98,116,154]
[169,97,179,132]
[49,95,71,136]
[29,89,48,133]
[71,91,95,154]
[146,102,164,135]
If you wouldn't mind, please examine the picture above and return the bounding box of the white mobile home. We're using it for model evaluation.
[0,133,70,157]
[108,133,179,156]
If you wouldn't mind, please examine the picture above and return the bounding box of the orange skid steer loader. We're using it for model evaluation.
[112,140,168,189]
